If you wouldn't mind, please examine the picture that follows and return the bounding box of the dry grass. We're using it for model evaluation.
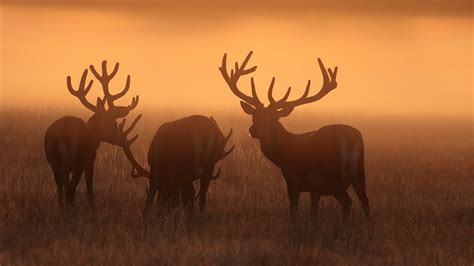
[0,107,472,265]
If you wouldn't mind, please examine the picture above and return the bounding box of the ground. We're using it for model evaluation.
[0,108,472,265]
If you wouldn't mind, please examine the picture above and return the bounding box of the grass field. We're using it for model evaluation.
[0,107,472,265]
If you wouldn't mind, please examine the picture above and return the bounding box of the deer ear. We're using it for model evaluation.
[277,107,294,117]
[240,101,256,115]
[96,97,106,113]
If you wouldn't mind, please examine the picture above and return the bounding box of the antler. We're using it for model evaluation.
[208,117,235,180]
[268,58,338,110]
[217,129,235,161]
[90,60,139,118]
[210,129,235,180]
[118,114,150,178]
[67,69,97,112]
[219,51,263,107]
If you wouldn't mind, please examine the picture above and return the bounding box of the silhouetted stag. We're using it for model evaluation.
[219,51,369,224]
[119,115,234,215]
[44,61,139,208]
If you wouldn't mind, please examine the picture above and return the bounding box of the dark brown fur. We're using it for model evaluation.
[220,51,369,223]
[44,61,139,209]
[121,115,234,215]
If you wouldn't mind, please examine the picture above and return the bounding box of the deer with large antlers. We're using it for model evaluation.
[44,61,139,209]
[119,115,234,215]
[219,52,369,224]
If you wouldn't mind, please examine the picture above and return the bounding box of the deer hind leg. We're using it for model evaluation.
[84,163,95,207]
[334,191,352,225]
[287,186,300,223]
[66,169,82,205]
[52,168,67,209]
[352,172,370,219]
[310,193,320,225]
[199,174,211,213]
[144,175,159,214]
[181,182,195,219]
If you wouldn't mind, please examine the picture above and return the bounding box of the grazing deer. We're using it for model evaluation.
[219,51,369,224]
[119,115,234,215]
[44,61,139,209]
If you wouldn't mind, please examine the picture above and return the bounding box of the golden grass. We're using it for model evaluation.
[0,108,472,265]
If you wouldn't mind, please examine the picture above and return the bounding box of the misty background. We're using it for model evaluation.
[0,0,472,118]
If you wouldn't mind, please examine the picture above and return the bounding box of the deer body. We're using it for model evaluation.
[45,116,103,207]
[120,115,234,215]
[44,61,139,209]
[259,123,364,195]
[147,115,230,212]
[220,51,369,224]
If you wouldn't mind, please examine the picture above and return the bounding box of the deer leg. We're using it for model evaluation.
[52,168,66,209]
[84,163,95,207]
[181,182,195,219]
[287,186,300,222]
[310,192,320,225]
[352,167,370,220]
[144,177,159,214]
[199,177,211,213]
[334,191,352,225]
[65,169,82,205]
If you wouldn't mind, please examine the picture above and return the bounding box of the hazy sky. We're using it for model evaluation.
[1,1,472,117]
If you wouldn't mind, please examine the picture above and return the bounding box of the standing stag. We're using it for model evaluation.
[219,51,369,224]
[120,115,234,215]
[44,61,139,208]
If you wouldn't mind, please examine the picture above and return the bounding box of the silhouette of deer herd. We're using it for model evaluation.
[44,51,370,225]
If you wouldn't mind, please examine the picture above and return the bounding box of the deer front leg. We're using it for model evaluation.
[334,191,353,225]
[311,192,320,225]
[286,185,300,223]
[144,176,158,215]
[67,169,83,205]
[84,164,95,207]
[52,167,67,210]
[199,177,211,213]
[181,182,195,219]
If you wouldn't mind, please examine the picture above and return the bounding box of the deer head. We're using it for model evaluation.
[67,60,139,146]
[219,51,338,144]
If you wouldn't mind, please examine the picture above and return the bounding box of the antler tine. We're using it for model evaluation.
[111,75,130,100]
[220,145,235,160]
[268,58,337,110]
[250,77,261,104]
[128,95,140,110]
[119,114,150,179]
[124,114,142,136]
[66,69,96,112]
[90,60,139,117]
[211,167,221,180]
[108,62,120,79]
[267,77,281,105]
[219,51,261,107]
[224,129,233,143]
[218,128,235,161]
[127,134,139,146]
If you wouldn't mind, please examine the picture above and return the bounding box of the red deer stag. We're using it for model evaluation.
[219,51,369,224]
[44,61,139,209]
[119,115,234,215]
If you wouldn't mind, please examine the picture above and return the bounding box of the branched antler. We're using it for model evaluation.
[219,51,263,107]
[89,60,139,118]
[66,69,97,112]
[268,58,338,110]
[118,114,150,178]
[220,52,338,111]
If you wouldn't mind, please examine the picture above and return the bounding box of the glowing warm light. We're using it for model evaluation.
[0,3,472,118]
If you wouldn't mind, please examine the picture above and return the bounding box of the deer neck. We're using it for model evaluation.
[259,122,293,165]
[85,118,101,151]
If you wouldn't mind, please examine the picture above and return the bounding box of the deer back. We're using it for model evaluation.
[44,116,97,171]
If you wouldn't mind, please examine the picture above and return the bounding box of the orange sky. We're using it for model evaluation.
[0,1,472,118]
